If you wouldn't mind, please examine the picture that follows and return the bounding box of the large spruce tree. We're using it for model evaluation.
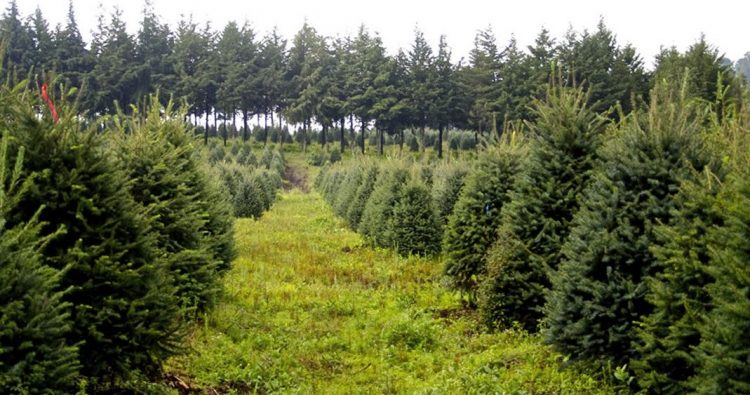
[544,82,712,365]
[478,86,606,331]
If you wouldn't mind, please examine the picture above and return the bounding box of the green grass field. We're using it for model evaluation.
[165,157,614,394]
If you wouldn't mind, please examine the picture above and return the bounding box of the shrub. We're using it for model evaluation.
[233,174,265,218]
[443,134,526,294]
[308,149,327,166]
[390,180,441,256]
[329,149,342,164]
[478,87,607,331]
[333,165,364,218]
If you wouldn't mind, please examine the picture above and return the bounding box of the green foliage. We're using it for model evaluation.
[632,172,723,393]
[345,163,379,230]
[692,173,750,394]
[329,148,341,164]
[1,85,180,383]
[0,135,79,393]
[390,180,441,256]
[479,87,607,331]
[430,160,469,230]
[544,84,714,366]
[443,134,526,293]
[358,162,410,248]
[113,97,231,312]
[233,174,266,218]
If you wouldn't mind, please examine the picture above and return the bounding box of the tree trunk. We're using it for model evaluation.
[302,119,308,153]
[420,123,426,153]
[399,130,404,153]
[213,111,217,141]
[340,118,345,152]
[378,129,384,156]
[360,120,366,154]
[232,110,237,137]
[242,109,249,141]
[204,108,209,145]
[223,114,227,146]
[321,123,327,148]
[438,125,444,159]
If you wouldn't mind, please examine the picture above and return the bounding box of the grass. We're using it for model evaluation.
[165,158,614,394]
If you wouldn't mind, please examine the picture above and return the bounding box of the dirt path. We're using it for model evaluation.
[283,165,309,192]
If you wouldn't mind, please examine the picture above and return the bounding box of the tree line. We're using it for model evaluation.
[2,0,747,156]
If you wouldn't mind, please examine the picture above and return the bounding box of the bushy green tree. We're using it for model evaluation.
[232,174,265,218]
[443,134,526,293]
[0,136,79,393]
[333,164,365,217]
[345,162,379,229]
[358,162,410,248]
[544,83,713,365]
[390,180,441,256]
[113,97,231,311]
[478,87,607,331]
[692,173,750,393]
[1,84,179,383]
[431,160,469,229]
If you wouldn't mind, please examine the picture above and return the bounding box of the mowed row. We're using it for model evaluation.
[166,179,611,394]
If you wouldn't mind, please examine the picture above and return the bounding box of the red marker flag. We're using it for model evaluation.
[41,83,59,124]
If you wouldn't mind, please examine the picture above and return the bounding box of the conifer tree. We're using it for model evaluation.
[443,134,526,294]
[345,162,379,229]
[693,173,750,393]
[0,135,79,393]
[479,87,606,331]
[544,82,713,365]
[358,162,410,248]
[113,96,231,311]
[390,180,441,256]
[1,84,179,383]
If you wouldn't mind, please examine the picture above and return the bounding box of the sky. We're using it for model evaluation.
[15,0,750,69]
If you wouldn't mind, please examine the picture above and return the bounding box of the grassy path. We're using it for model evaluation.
[167,182,611,393]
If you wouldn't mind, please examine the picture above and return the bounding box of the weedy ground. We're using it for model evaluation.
[165,152,613,394]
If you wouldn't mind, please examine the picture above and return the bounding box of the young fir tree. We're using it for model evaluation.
[544,82,712,365]
[390,180,441,256]
[478,87,607,331]
[0,84,180,384]
[333,164,365,218]
[632,172,723,393]
[692,173,750,393]
[113,96,232,311]
[358,161,410,248]
[345,162,379,230]
[443,134,526,294]
[233,174,265,218]
[634,103,746,393]
[0,136,79,393]
[431,160,469,231]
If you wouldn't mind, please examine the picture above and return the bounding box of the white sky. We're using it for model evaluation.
[16,0,750,69]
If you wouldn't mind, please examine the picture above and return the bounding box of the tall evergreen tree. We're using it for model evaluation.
[479,87,607,331]
[544,82,713,365]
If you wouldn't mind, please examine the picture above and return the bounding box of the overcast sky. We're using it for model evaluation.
[15,0,750,69]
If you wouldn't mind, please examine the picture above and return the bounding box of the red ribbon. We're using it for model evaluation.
[41,83,59,124]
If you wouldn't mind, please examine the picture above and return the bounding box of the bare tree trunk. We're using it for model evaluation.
[437,125,444,158]
[340,118,345,152]
[420,123,426,153]
[360,119,366,154]
[399,130,404,153]
[242,110,249,141]
[204,108,209,145]
[378,129,384,156]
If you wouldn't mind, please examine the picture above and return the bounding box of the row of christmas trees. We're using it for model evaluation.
[0,81,278,392]
[316,78,750,392]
